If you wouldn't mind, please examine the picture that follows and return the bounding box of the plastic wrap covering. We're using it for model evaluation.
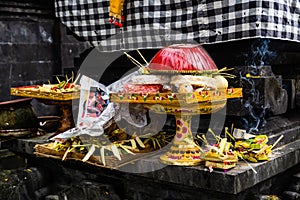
[148,44,217,73]
[107,70,141,93]
[52,71,148,140]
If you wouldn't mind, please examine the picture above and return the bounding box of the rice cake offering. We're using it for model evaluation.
[130,75,171,85]
[123,84,163,93]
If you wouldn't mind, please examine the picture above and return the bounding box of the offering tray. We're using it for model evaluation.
[10,85,80,101]
[110,88,242,166]
[11,85,80,133]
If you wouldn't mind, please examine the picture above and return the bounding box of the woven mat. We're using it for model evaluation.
[34,143,163,169]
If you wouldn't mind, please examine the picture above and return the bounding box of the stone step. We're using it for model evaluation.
[288,184,300,194]
[130,138,300,196]
[282,191,300,200]
[0,149,15,159]
[293,172,300,182]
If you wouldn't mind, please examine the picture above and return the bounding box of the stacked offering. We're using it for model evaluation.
[123,44,230,95]
[234,134,272,162]
[110,44,243,166]
[11,74,80,101]
[203,138,238,170]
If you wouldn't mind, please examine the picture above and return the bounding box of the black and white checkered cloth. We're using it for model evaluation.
[55,0,300,51]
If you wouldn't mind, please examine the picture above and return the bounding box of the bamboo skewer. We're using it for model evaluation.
[73,73,81,85]
[137,49,149,65]
[271,135,284,150]
[127,56,141,67]
[124,52,143,68]
[244,158,258,174]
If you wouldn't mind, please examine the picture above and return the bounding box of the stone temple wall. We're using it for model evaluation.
[0,0,58,101]
[0,0,90,115]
